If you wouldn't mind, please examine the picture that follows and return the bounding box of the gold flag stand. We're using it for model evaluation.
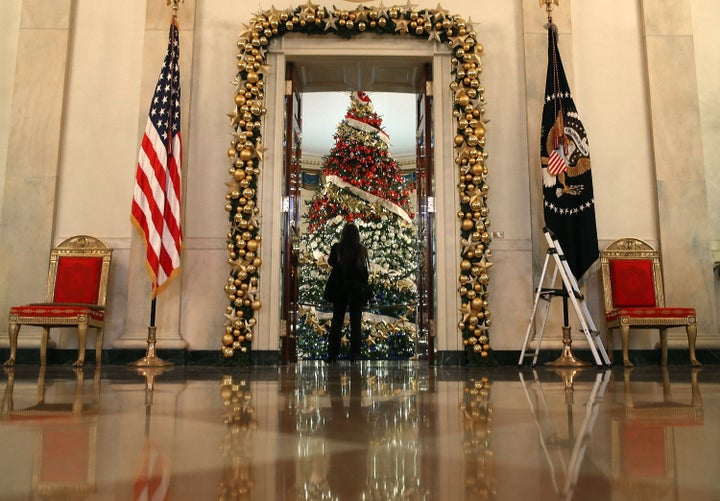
[129,323,173,368]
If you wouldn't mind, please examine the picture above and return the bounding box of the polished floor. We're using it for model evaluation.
[0,361,718,500]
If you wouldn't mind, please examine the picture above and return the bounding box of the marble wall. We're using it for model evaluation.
[0,0,717,358]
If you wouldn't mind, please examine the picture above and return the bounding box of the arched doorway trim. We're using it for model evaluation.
[223,4,491,363]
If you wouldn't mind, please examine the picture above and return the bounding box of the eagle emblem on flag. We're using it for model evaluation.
[542,110,591,199]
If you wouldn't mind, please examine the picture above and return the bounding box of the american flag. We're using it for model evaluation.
[131,19,183,298]
[547,130,568,176]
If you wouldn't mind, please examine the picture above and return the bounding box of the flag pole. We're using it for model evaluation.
[537,0,593,368]
[130,0,184,368]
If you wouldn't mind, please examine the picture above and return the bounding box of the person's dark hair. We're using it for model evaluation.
[337,223,367,269]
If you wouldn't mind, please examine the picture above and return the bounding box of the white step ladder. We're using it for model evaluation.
[518,228,610,367]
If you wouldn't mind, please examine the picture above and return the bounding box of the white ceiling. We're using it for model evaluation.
[290,57,427,161]
[301,91,417,161]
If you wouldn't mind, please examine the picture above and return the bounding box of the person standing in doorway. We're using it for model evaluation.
[327,223,370,362]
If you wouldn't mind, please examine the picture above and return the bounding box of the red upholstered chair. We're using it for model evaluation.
[600,238,700,367]
[4,235,112,367]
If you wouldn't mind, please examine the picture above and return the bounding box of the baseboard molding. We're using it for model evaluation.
[0,348,717,367]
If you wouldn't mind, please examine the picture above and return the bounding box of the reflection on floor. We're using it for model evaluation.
[0,362,718,500]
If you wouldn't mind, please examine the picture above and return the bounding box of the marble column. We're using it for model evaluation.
[114,0,196,351]
[640,0,719,345]
[0,0,73,347]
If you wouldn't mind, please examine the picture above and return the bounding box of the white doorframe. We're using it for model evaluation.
[255,34,461,353]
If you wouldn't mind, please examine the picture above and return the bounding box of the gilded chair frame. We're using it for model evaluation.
[600,238,700,367]
[5,235,112,367]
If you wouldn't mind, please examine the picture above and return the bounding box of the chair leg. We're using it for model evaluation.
[659,328,668,366]
[620,324,633,367]
[75,321,88,367]
[4,321,19,367]
[95,327,104,366]
[40,327,50,365]
[686,323,701,367]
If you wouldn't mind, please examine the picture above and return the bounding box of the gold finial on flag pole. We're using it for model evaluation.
[167,0,183,15]
[540,0,559,22]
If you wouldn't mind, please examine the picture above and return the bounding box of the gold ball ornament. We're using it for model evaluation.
[471,297,484,311]
[222,333,234,346]
[471,164,484,177]
[239,148,253,162]
[246,239,259,252]
[461,219,474,231]
[457,93,471,107]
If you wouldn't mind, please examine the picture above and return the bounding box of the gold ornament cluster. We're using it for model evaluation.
[448,16,493,360]
[226,1,491,359]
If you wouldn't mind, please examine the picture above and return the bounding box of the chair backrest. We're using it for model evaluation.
[600,238,665,311]
[45,236,113,307]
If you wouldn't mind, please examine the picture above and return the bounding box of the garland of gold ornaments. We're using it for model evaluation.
[224,1,492,361]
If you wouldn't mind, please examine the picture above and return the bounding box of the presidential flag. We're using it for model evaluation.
[540,23,598,279]
[131,19,183,298]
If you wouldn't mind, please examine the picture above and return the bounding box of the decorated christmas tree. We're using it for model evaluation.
[298,91,418,360]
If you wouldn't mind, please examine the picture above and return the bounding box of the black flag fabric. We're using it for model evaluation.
[540,23,598,280]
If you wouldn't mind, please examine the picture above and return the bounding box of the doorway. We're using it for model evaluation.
[279,57,435,363]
